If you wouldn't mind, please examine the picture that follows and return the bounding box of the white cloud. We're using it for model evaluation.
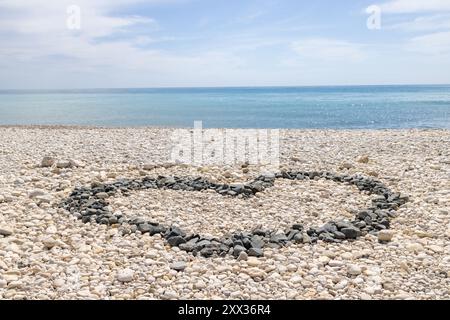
[291,39,365,62]
[380,0,450,13]
[406,31,450,55]
[377,1,450,57]
[0,0,250,88]
[388,14,450,31]
[0,1,157,36]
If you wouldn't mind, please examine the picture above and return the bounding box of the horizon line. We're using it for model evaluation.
[1,83,450,92]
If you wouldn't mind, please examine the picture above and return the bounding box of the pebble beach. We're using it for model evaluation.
[0,126,449,300]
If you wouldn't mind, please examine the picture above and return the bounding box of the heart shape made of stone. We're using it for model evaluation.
[60,171,409,258]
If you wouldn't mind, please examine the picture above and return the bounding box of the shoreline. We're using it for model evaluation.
[0,124,449,131]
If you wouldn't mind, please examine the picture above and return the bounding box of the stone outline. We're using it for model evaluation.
[60,171,409,258]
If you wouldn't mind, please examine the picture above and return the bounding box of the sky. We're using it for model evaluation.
[0,0,450,89]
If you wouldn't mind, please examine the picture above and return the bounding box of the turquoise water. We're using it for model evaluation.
[0,85,449,128]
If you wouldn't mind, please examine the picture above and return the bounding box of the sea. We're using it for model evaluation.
[0,85,449,128]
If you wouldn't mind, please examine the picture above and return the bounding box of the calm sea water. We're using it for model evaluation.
[0,85,449,128]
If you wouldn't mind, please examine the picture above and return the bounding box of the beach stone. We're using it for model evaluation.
[170,261,187,272]
[117,269,134,282]
[0,227,13,236]
[290,275,302,284]
[302,233,312,244]
[41,156,56,167]
[340,162,354,169]
[250,236,265,249]
[233,245,246,257]
[248,248,264,257]
[143,164,156,170]
[378,230,394,242]
[367,171,379,177]
[237,251,248,261]
[357,155,370,164]
[167,236,186,247]
[69,159,83,167]
[35,195,53,203]
[223,171,232,178]
[427,245,444,253]
[328,260,345,267]
[415,230,434,238]
[406,243,424,253]
[42,237,58,249]
[46,225,57,234]
[96,192,109,199]
[56,160,72,169]
[194,280,206,290]
[28,189,46,198]
[341,227,360,239]
[53,279,65,288]
[347,264,362,276]
[445,228,450,239]
[247,257,261,267]
[382,281,395,291]
[200,247,214,258]
[246,267,266,280]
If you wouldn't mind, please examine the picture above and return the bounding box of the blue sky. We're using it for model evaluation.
[1,0,450,89]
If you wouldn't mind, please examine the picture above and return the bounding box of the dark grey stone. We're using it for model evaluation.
[270,233,288,243]
[250,235,265,249]
[293,233,303,243]
[233,245,247,257]
[200,247,214,258]
[248,248,264,257]
[194,240,211,250]
[138,223,151,233]
[333,231,346,240]
[252,229,267,236]
[167,236,186,247]
[341,227,361,239]
[149,225,166,236]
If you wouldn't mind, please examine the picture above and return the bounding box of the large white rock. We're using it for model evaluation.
[347,264,362,276]
[247,257,261,267]
[117,269,134,282]
[170,261,187,272]
[378,230,394,242]
[42,237,58,249]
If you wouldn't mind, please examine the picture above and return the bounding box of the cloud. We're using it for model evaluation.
[388,14,450,31]
[379,0,450,13]
[374,1,450,57]
[0,1,157,36]
[406,31,450,55]
[0,0,251,88]
[291,38,365,62]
